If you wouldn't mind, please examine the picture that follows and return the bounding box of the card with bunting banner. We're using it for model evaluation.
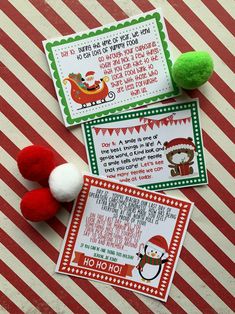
[82,99,207,191]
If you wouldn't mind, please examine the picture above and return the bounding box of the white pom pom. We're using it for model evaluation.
[49,163,83,202]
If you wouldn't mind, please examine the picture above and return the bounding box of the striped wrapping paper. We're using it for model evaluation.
[1,0,234,313]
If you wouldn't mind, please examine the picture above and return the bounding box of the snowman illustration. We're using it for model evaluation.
[136,235,168,282]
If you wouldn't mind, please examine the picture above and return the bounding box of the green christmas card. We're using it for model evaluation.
[43,9,180,127]
[82,99,208,190]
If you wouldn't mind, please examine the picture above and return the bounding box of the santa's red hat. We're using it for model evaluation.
[146,235,168,253]
[164,137,196,154]
[85,71,95,77]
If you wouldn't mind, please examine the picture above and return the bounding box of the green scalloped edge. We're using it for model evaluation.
[45,12,180,126]
[83,100,208,191]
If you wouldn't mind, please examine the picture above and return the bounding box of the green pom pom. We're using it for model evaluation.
[172,51,214,90]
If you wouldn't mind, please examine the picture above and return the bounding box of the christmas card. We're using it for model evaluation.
[82,99,207,191]
[43,9,180,127]
[56,174,193,302]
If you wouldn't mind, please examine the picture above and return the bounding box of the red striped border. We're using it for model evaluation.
[202,0,235,36]
[0,292,24,314]
[167,0,234,72]
[1,259,57,314]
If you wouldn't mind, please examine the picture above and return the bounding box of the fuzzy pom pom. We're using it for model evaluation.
[17,145,56,185]
[49,163,83,202]
[20,188,60,221]
[172,51,214,90]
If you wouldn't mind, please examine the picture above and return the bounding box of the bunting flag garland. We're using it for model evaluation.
[139,113,175,125]
[139,115,191,127]
[93,124,149,136]
[92,116,191,136]
[172,117,191,125]
[141,124,148,131]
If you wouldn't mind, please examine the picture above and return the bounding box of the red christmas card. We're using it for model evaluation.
[56,175,193,302]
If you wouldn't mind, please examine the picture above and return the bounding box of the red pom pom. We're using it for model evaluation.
[17,145,56,185]
[20,188,60,221]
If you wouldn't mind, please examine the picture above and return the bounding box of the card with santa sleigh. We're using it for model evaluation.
[43,9,180,127]
[56,174,194,302]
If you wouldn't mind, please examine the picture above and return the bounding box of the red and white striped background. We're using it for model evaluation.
[1,0,234,313]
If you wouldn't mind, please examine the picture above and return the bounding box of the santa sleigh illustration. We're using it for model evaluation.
[63,75,116,109]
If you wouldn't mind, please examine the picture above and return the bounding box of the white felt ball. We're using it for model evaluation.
[49,163,83,202]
